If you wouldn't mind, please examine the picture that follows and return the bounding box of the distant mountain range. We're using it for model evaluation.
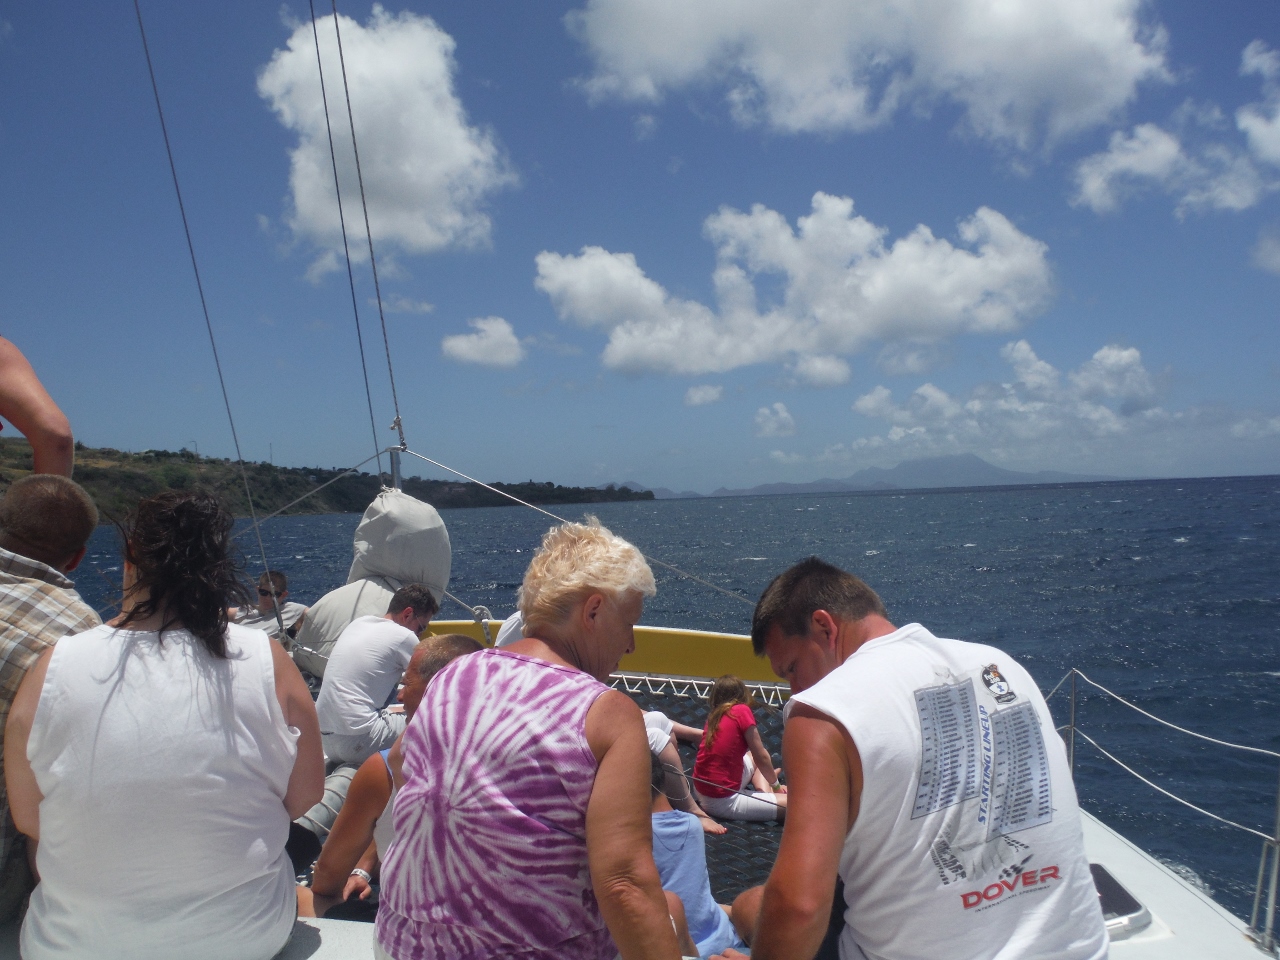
[624,454,1121,500]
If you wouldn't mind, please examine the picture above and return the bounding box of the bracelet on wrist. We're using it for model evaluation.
[350,868,373,883]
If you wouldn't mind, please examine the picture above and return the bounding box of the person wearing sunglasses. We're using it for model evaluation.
[234,570,308,642]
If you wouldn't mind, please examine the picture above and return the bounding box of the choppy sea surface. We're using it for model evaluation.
[75,475,1280,920]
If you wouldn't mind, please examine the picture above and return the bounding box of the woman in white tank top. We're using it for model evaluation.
[3,491,325,960]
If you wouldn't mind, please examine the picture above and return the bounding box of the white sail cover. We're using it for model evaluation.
[292,489,451,677]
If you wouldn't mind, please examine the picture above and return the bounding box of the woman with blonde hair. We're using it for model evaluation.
[377,516,694,960]
[692,675,787,822]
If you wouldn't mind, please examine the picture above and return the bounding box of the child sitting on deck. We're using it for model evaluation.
[644,709,726,835]
[650,752,747,956]
[692,676,786,823]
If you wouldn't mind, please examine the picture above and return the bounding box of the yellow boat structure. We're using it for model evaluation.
[428,620,781,684]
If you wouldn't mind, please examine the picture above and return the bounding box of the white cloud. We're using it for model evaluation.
[258,6,516,277]
[1231,416,1280,439]
[790,355,850,386]
[1072,122,1266,215]
[852,339,1166,455]
[567,0,1168,150]
[535,192,1051,377]
[1073,124,1183,213]
[1067,343,1156,414]
[755,402,795,437]
[381,294,435,314]
[441,317,526,367]
[634,113,658,140]
[684,384,723,406]
[769,450,804,464]
[1253,229,1280,275]
[1074,41,1280,216]
[877,341,941,375]
[1239,41,1280,167]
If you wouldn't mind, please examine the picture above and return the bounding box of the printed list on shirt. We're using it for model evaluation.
[911,679,1052,839]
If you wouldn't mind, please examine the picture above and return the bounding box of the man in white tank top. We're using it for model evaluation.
[716,557,1107,960]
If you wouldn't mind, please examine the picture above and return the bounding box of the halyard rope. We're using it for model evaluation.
[133,0,281,635]
[328,1,406,451]
[307,0,385,477]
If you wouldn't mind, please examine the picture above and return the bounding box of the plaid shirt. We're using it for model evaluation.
[0,546,100,873]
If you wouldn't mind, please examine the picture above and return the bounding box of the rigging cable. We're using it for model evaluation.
[229,449,383,539]
[307,0,386,476]
[401,449,755,607]
[328,1,406,450]
[132,0,283,636]
[313,4,749,613]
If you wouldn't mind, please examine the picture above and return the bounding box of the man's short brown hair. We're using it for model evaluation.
[258,570,288,595]
[751,556,887,654]
[411,633,482,683]
[0,475,98,568]
[387,583,439,620]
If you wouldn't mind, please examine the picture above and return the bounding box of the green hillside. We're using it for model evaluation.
[0,439,653,520]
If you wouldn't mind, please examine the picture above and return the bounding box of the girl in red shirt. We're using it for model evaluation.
[692,676,787,822]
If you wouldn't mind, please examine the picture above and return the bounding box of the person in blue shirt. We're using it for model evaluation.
[650,750,748,957]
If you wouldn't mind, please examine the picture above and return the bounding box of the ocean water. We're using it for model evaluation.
[75,475,1280,920]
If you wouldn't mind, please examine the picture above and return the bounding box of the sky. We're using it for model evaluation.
[2,0,1279,493]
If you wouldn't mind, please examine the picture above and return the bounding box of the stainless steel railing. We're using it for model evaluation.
[609,671,790,708]
[1048,668,1280,955]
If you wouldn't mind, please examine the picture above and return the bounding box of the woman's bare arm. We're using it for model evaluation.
[4,648,53,838]
[744,725,781,788]
[584,690,682,960]
[310,754,391,899]
[342,841,380,901]
[270,638,324,818]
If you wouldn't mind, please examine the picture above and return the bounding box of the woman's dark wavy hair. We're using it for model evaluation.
[116,491,249,658]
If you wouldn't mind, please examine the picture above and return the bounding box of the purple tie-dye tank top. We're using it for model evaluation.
[375,648,615,960]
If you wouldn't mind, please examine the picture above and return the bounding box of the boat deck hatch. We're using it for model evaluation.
[1091,862,1152,941]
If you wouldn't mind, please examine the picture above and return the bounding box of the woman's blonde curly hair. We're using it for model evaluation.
[518,516,655,637]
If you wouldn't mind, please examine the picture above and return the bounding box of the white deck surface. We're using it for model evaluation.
[0,915,379,960]
[1081,811,1264,958]
[279,917,376,959]
[0,812,1264,958]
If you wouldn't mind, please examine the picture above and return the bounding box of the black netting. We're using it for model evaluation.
[629,688,787,902]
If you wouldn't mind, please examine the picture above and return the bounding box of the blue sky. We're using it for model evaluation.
[2,0,1278,493]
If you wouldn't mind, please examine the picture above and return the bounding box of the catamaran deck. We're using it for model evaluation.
[0,674,1265,958]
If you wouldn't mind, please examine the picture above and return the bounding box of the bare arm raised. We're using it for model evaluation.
[0,337,73,477]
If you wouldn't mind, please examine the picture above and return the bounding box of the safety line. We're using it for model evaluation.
[1073,728,1273,842]
[307,0,385,476]
[1044,670,1072,702]
[1063,669,1280,759]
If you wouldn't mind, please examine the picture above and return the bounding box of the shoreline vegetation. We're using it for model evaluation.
[0,439,653,520]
